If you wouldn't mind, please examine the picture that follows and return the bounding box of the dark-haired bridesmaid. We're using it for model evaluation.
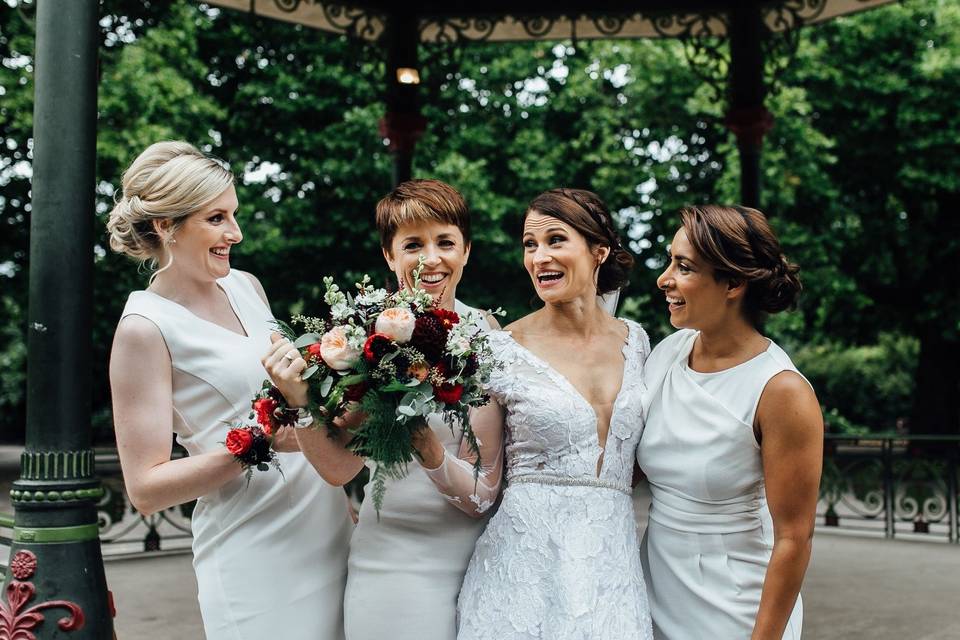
[637,205,823,640]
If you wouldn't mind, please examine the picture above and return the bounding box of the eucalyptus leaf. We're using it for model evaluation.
[320,375,335,396]
[293,333,322,348]
[397,405,416,417]
[301,365,319,380]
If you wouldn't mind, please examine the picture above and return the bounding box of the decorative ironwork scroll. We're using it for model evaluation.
[818,435,960,542]
[320,3,384,40]
[649,11,730,102]
[96,477,193,555]
[0,551,86,638]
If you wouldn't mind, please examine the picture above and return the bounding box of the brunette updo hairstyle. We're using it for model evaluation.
[106,141,234,271]
[679,204,802,327]
[524,188,634,296]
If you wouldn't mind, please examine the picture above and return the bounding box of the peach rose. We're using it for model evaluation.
[320,326,361,371]
[375,306,415,344]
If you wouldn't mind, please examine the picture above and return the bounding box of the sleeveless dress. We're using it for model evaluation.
[120,270,353,640]
[457,320,653,640]
[344,301,503,640]
[637,329,806,640]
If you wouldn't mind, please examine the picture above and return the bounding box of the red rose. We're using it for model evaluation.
[434,382,464,404]
[431,308,460,330]
[306,342,323,364]
[225,428,254,456]
[252,397,278,433]
[363,333,394,364]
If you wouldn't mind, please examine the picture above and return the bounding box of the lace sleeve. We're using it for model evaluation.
[422,400,505,517]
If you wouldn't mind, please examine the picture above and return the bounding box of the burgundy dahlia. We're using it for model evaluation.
[410,314,447,362]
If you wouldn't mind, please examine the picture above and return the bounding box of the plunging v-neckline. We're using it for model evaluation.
[144,279,250,339]
[503,321,634,476]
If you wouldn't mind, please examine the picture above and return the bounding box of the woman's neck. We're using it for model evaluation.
[538,293,609,339]
[149,269,222,306]
[692,316,766,365]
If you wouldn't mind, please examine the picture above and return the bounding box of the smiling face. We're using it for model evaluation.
[160,184,242,282]
[522,211,608,304]
[383,220,470,310]
[656,227,741,330]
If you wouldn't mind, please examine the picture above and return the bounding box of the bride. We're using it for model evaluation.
[457,188,653,640]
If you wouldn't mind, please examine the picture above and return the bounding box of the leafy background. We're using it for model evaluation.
[1,0,957,442]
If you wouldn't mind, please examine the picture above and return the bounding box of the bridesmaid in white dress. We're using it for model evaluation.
[265,179,504,640]
[456,189,652,640]
[637,205,823,640]
[108,142,351,639]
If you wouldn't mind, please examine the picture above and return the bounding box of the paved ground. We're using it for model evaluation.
[4,447,959,639]
[104,520,960,639]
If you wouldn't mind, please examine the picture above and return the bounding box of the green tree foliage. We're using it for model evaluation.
[0,0,956,441]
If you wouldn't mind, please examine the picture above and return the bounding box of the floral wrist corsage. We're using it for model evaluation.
[223,384,292,482]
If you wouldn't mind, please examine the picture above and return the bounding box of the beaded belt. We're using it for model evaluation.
[508,473,632,496]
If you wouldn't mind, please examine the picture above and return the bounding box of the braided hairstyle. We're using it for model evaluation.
[524,188,634,296]
[679,204,802,328]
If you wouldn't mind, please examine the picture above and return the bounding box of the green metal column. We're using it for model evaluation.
[1,1,113,638]
[725,2,772,209]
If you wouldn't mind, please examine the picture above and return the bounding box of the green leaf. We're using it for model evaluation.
[302,365,319,380]
[293,333,322,348]
[320,375,335,396]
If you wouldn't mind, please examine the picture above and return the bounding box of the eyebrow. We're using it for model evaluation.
[522,226,568,236]
[671,253,696,265]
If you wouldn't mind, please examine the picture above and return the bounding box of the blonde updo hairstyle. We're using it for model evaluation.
[107,141,234,278]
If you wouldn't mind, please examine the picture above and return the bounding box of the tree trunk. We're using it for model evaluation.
[910,328,960,434]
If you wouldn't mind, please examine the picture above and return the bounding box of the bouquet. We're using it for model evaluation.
[262,260,500,511]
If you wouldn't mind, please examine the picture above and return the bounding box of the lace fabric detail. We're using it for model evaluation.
[457,320,653,640]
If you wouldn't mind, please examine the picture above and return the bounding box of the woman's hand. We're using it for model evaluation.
[271,426,301,453]
[410,418,446,470]
[262,333,309,407]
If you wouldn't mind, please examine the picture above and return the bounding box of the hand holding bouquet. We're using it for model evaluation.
[253,260,500,511]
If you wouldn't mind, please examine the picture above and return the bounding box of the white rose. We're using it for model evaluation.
[375,306,416,344]
[320,325,361,371]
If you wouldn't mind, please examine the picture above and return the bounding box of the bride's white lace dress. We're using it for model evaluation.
[457,320,653,640]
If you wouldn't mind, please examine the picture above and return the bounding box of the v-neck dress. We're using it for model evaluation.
[120,270,352,640]
[457,320,653,640]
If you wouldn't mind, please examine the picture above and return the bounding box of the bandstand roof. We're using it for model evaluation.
[206,0,897,43]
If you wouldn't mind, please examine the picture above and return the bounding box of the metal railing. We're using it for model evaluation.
[3,435,958,573]
[818,434,960,543]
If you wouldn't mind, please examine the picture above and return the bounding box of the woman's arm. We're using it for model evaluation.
[413,400,505,517]
[752,371,823,640]
[110,315,244,516]
[263,335,365,485]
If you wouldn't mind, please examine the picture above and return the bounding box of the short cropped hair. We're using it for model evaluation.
[375,179,471,250]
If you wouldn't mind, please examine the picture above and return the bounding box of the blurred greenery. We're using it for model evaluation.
[0,0,957,442]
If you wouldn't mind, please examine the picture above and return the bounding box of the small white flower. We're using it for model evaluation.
[330,301,352,322]
[356,288,388,306]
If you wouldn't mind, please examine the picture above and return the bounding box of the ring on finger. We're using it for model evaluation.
[284,349,298,361]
